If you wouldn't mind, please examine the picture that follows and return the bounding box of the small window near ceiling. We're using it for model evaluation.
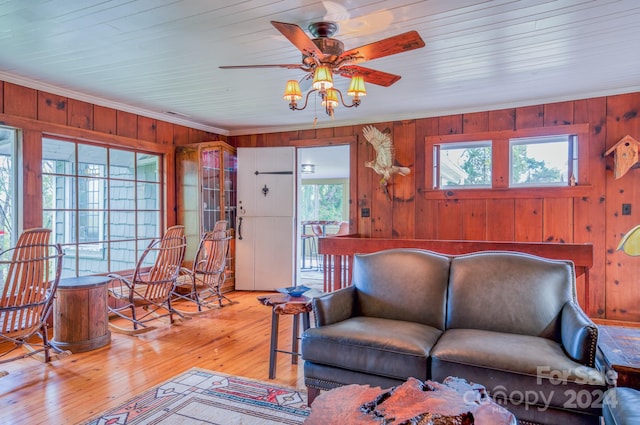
[510,135,577,187]
[434,141,492,188]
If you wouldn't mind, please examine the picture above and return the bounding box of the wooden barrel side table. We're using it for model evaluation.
[52,276,112,353]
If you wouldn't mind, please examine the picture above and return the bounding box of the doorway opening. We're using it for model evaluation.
[296,145,350,289]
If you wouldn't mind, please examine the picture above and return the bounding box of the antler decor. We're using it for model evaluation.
[362,125,410,200]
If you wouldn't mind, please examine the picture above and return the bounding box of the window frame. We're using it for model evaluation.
[0,125,19,249]
[424,124,590,198]
[434,140,493,189]
[509,134,578,188]
[42,136,165,278]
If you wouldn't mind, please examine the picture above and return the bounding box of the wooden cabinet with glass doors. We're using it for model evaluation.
[176,141,237,292]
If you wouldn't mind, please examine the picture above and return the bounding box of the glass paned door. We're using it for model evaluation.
[201,149,221,232]
[223,150,237,230]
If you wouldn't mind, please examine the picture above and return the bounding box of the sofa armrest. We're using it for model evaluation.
[312,286,357,326]
[561,301,598,367]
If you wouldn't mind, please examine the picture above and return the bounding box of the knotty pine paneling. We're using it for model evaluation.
[137,116,157,142]
[334,124,355,138]
[391,120,416,239]
[355,124,372,238]
[68,98,93,129]
[173,125,190,146]
[156,119,174,145]
[486,199,515,241]
[1,78,225,240]
[437,200,463,240]
[315,127,334,140]
[418,200,439,240]
[516,105,544,129]
[415,117,439,239]
[22,130,43,228]
[514,199,543,242]
[116,110,137,139]
[348,138,358,231]
[4,83,37,119]
[605,92,640,321]
[461,199,487,240]
[230,91,640,322]
[544,101,574,126]
[542,198,574,243]
[298,128,316,140]
[37,91,68,125]
[369,122,394,238]
[488,108,515,131]
[462,111,489,133]
[439,114,462,135]
[574,97,607,316]
[93,105,117,134]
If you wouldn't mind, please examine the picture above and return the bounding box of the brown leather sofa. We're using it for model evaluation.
[301,249,610,425]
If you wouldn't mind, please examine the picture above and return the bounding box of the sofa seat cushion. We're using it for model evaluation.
[302,316,442,380]
[431,328,607,415]
[603,387,640,425]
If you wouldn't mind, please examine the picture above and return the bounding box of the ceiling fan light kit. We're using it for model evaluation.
[311,65,334,90]
[221,20,425,120]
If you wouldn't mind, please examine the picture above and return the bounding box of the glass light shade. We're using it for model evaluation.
[322,88,339,109]
[347,75,366,98]
[283,80,302,101]
[301,163,315,174]
[312,65,333,90]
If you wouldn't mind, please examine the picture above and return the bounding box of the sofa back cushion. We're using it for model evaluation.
[446,251,575,341]
[353,249,450,330]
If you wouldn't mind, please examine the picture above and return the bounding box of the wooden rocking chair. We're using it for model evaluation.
[107,225,187,335]
[173,220,234,313]
[0,228,68,376]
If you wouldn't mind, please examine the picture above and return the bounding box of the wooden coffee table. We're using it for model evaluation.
[304,376,516,425]
[598,324,640,389]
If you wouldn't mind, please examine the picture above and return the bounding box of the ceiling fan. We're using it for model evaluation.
[220,21,426,116]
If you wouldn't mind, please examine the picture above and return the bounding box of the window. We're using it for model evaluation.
[300,179,348,224]
[428,126,584,192]
[434,141,492,188]
[510,135,577,187]
[0,126,17,287]
[42,137,162,278]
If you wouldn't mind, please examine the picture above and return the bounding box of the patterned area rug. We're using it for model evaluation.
[80,368,310,425]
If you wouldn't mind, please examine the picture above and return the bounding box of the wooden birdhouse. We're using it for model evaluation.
[604,134,639,179]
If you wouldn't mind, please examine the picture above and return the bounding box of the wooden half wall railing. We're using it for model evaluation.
[317,236,594,313]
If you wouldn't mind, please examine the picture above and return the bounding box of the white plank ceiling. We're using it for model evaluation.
[0,0,639,136]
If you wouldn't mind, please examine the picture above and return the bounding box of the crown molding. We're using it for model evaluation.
[0,71,230,136]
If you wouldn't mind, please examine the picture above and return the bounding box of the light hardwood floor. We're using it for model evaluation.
[0,291,307,424]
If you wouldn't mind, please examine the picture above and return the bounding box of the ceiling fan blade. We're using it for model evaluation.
[271,21,323,57]
[219,64,304,70]
[339,65,401,87]
[339,30,425,64]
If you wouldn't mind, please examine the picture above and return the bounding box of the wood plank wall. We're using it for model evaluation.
[1,78,638,322]
[0,81,225,230]
[231,92,640,323]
